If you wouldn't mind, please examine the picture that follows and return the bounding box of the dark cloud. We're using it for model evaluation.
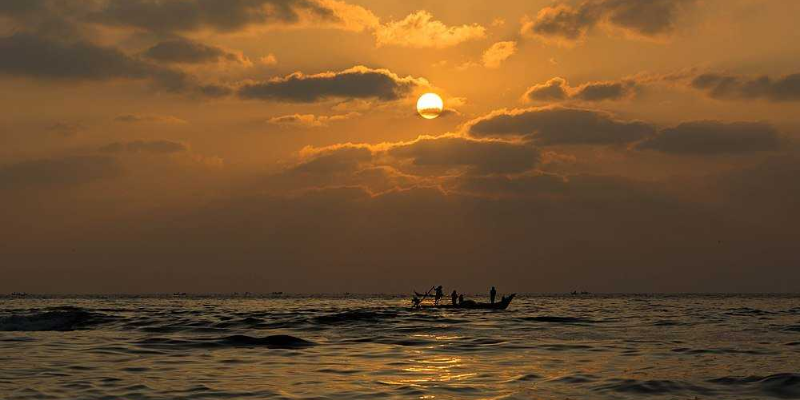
[238,66,424,102]
[0,155,122,190]
[198,84,235,98]
[90,0,334,34]
[522,0,696,44]
[388,136,541,174]
[691,73,800,102]
[0,32,232,96]
[636,121,784,155]
[524,4,594,42]
[574,81,634,101]
[524,77,638,102]
[143,38,244,64]
[467,107,655,145]
[0,33,153,81]
[100,140,188,154]
[524,77,569,101]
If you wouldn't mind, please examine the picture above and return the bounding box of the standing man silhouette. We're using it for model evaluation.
[451,290,458,306]
[434,285,443,305]
[490,286,497,304]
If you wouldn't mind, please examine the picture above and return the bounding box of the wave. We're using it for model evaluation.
[708,373,800,398]
[0,307,112,331]
[725,307,775,317]
[653,319,692,326]
[313,309,400,325]
[671,347,774,355]
[595,378,714,395]
[523,316,599,324]
[137,334,315,350]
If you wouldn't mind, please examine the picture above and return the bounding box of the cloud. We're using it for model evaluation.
[524,77,638,102]
[46,122,85,137]
[258,54,278,66]
[636,121,784,155]
[690,73,800,102]
[268,112,359,128]
[99,140,188,154]
[0,33,154,81]
[293,144,374,173]
[114,114,188,124]
[291,134,542,178]
[0,155,123,190]
[374,10,486,48]
[318,0,380,32]
[238,65,426,102]
[521,0,696,45]
[466,106,655,145]
[142,38,248,65]
[387,135,541,174]
[0,32,207,94]
[89,0,337,34]
[482,41,517,69]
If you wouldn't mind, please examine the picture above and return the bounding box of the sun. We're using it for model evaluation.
[417,93,444,120]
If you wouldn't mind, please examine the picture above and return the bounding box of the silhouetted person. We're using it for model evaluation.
[434,285,443,305]
[490,286,497,304]
[412,296,421,308]
[458,294,464,305]
[451,290,458,306]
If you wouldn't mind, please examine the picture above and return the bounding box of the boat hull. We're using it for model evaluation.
[417,294,516,310]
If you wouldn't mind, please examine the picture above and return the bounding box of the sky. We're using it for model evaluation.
[1,0,799,294]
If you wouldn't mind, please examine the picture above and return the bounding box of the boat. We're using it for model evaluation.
[415,294,516,310]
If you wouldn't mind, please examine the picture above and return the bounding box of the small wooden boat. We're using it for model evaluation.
[416,294,516,310]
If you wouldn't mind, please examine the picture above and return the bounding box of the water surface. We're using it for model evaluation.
[1,294,799,399]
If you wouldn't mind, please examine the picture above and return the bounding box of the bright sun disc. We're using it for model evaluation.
[417,93,444,120]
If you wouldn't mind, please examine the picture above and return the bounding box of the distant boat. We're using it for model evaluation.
[271,292,283,295]
[172,292,187,296]
[416,294,516,310]
[10,292,27,297]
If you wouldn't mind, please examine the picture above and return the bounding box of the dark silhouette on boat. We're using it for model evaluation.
[414,294,516,310]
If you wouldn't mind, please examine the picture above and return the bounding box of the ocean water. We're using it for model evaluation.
[1,294,799,399]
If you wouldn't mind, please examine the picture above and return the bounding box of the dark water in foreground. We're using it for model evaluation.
[1,294,799,399]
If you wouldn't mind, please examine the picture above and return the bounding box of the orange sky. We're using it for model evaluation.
[1,0,799,293]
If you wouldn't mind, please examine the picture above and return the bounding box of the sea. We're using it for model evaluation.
[1,294,799,399]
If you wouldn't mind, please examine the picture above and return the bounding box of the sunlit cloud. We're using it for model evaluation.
[374,11,486,48]
[482,41,517,69]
